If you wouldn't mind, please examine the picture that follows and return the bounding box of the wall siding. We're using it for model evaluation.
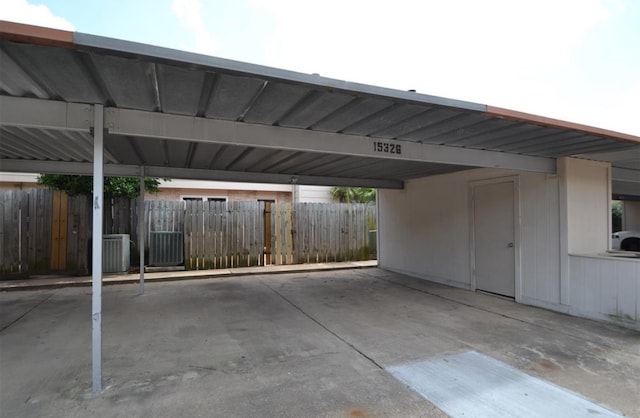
[296,186,333,203]
[520,173,561,304]
[569,255,639,330]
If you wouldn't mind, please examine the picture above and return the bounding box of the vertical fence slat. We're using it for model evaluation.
[184,200,192,269]
[285,203,293,265]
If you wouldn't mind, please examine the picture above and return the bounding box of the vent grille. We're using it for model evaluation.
[103,234,130,273]
[149,232,184,266]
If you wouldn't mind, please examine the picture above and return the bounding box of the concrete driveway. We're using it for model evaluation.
[1,268,638,417]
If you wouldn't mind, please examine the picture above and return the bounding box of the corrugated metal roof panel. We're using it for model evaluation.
[2,41,102,102]
[105,134,144,165]
[0,24,638,189]
[205,74,265,120]
[311,97,392,132]
[407,113,489,144]
[156,63,206,115]
[379,107,461,141]
[1,126,97,162]
[278,90,354,129]
[242,82,310,125]
[342,103,427,137]
[459,123,544,149]
[90,53,158,110]
[187,142,226,169]
[0,47,48,98]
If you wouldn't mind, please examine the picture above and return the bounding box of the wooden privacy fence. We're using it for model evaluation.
[0,189,138,275]
[1,189,376,275]
[148,200,376,270]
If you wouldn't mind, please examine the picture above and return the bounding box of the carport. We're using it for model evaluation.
[1,20,639,393]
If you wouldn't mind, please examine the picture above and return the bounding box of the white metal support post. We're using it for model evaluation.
[92,104,104,392]
[139,166,145,294]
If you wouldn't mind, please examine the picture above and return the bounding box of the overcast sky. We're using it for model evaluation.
[2,0,639,136]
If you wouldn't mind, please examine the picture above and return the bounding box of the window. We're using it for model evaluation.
[180,196,227,202]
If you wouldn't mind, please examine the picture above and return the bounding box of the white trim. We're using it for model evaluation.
[160,179,293,192]
[558,158,570,306]
[0,172,39,183]
[180,195,228,202]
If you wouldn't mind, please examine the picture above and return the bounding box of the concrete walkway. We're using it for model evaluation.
[1,268,638,417]
[0,260,377,291]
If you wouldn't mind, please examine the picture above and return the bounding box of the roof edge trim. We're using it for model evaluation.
[0,20,73,49]
[486,105,639,144]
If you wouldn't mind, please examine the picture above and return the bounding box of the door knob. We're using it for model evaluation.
[507,242,514,248]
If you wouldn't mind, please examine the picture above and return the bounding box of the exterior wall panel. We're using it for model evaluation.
[379,172,472,288]
[562,158,610,254]
[622,201,640,231]
[569,255,639,330]
[520,173,561,304]
[379,168,561,301]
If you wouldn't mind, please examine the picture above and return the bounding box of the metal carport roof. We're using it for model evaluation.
[1,20,640,391]
[1,20,638,192]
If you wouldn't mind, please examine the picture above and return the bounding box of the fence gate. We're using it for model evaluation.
[263,201,272,265]
[50,190,68,270]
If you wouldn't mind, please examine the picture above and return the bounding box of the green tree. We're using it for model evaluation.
[330,187,376,203]
[612,200,622,232]
[37,174,162,198]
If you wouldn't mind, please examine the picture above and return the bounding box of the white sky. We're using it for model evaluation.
[1,0,639,136]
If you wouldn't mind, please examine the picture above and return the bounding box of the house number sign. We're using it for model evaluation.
[372,141,402,155]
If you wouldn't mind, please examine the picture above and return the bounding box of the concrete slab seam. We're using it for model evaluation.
[0,292,56,334]
[257,277,384,371]
[0,265,378,292]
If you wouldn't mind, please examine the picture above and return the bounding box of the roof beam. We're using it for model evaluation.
[106,107,557,173]
[0,96,92,131]
[0,159,140,176]
[0,159,403,189]
[612,167,640,183]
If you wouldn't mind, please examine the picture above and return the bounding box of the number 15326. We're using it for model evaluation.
[373,141,401,154]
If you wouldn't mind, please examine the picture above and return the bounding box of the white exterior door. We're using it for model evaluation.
[473,181,516,297]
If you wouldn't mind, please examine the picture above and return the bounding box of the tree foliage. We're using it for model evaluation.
[612,200,622,232]
[37,174,161,198]
[330,187,376,203]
